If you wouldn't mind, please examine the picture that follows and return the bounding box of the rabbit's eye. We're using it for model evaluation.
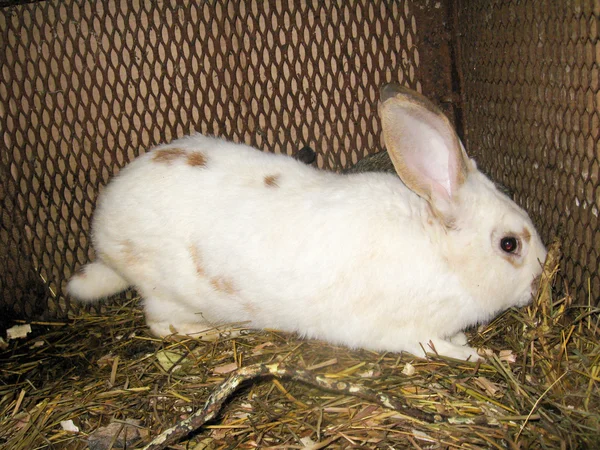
[500,237,519,253]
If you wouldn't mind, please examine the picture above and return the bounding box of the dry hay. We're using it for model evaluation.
[1,240,599,449]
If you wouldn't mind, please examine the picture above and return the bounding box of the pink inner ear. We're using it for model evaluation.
[400,113,459,201]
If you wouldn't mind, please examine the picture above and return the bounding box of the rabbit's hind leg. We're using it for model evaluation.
[142,294,216,339]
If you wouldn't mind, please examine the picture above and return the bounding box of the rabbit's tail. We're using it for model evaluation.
[67,261,130,302]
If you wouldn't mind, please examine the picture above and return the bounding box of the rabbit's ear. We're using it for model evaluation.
[379,84,469,221]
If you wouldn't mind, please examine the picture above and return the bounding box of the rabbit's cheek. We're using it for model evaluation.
[501,253,524,269]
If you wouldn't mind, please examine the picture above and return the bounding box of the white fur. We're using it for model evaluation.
[67,261,129,301]
[67,86,547,361]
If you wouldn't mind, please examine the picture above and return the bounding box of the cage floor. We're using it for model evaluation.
[1,241,598,449]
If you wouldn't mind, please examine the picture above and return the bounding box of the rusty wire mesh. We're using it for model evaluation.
[0,0,432,319]
[2,0,597,322]
[457,0,600,305]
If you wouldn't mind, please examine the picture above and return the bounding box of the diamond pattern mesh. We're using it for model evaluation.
[457,0,600,305]
[0,0,424,319]
[2,0,598,321]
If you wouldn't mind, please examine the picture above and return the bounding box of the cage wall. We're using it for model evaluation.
[457,1,600,305]
[0,0,456,321]
[2,0,598,324]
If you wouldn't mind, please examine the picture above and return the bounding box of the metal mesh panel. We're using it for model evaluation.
[457,1,600,305]
[1,0,436,319]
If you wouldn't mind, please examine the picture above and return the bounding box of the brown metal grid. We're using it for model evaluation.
[0,0,434,320]
[457,1,600,305]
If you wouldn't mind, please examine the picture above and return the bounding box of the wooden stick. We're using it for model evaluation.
[142,362,498,450]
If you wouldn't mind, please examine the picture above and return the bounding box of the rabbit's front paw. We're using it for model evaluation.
[426,338,483,362]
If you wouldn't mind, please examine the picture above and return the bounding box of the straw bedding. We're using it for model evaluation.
[1,240,599,449]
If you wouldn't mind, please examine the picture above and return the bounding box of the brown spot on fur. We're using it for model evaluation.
[188,245,205,277]
[153,148,186,164]
[211,276,236,295]
[502,254,524,268]
[264,174,280,187]
[521,228,531,243]
[187,151,207,167]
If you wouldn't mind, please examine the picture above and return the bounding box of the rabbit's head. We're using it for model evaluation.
[380,85,546,317]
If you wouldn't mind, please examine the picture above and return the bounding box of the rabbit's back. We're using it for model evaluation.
[91,136,457,344]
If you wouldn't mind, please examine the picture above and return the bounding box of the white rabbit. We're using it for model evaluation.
[67,84,547,361]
